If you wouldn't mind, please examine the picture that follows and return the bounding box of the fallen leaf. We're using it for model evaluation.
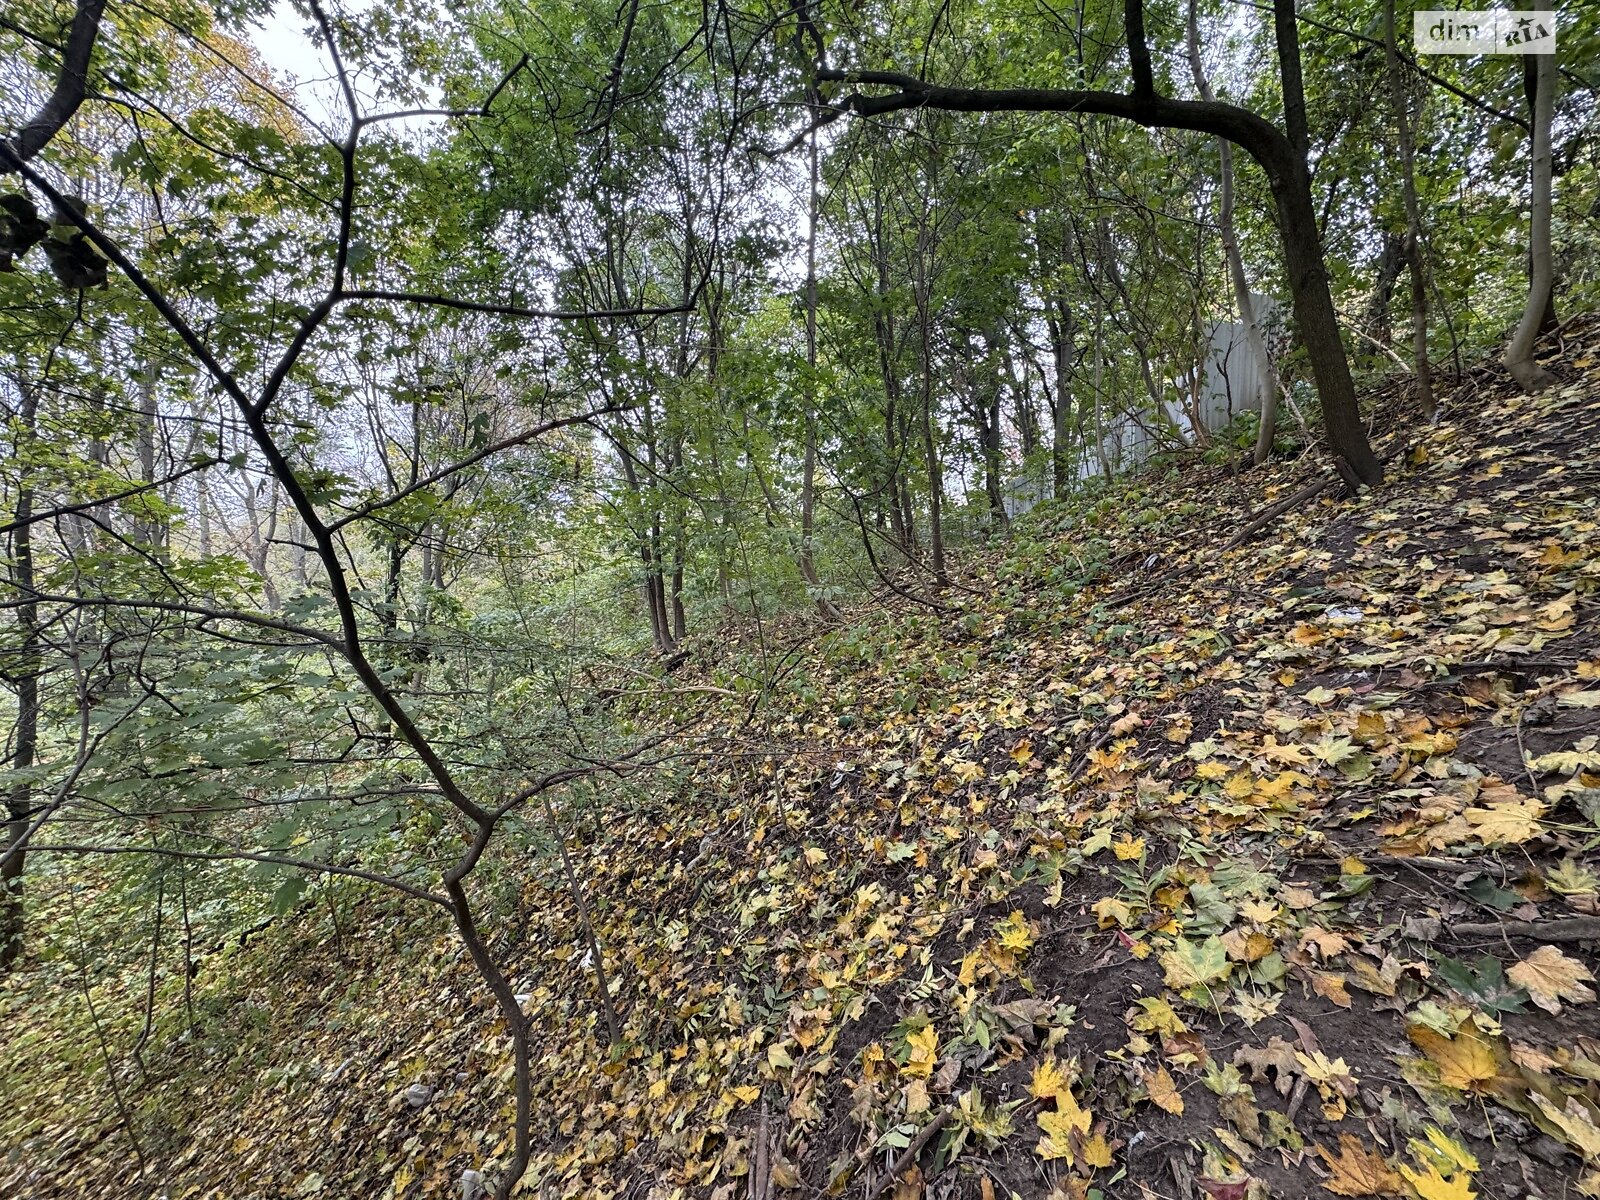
[1030,1056,1070,1101]
[902,1025,938,1079]
[1462,797,1545,845]
[1407,1018,1505,1091]
[1144,1065,1184,1115]
[1530,1092,1600,1160]
[1507,945,1598,1015]
[1161,935,1232,990]
[1397,1163,1474,1200]
[1316,1134,1405,1196]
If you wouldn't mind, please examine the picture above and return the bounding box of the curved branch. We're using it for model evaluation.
[0,592,342,646]
[339,289,699,322]
[816,69,1296,181]
[30,844,450,908]
[1,0,108,169]
[0,459,219,536]
[327,406,627,532]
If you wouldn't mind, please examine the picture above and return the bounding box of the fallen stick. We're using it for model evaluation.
[866,1107,953,1200]
[1451,917,1600,942]
[1222,475,1337,550]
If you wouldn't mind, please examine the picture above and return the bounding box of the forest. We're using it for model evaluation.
[2,0,1600,1197]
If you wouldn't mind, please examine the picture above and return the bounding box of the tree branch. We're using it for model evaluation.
[0,458,219,536]
[30,844,450,908]
[1,0,108,169]
[338,289,698,322]
[327,407,627,532]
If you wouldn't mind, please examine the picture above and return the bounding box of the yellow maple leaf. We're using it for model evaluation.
[1081,1130,1114,1168]
[1397,1163,1475,1200]
[1530,1092,1600,1161]
[1092,896,1134,928]
[1144,1065,1184,1115]
[1036,1092,1092,1163]
[1407,1018,1504,1091]
[1113,835,1146,861]
[1030,1056,1071,1101]
[1507,945,1598,1015]
[1129,996,1188,1037]
[1316,1134,1405,1196]
[1462,797,1545,845]
[902,1025,938,1079]
[993,910,1036,954]
[1407,1127,1479,1176]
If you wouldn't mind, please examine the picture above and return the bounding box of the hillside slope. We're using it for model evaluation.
[6,327,1600,1200]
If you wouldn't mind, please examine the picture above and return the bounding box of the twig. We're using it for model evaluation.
[751,1099,770,1200]
[866,1107,952,1200]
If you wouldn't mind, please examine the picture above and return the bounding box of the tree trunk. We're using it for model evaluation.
[1506,50,1557,393]
[913,162,947,588]
[1384,0,1434,417]
[1188,0,1281,464]
[800,119,842,619]
[1523,55,1559,334]
[1090,287,1110,478]
[2,383,39,971]
[1367,230,1406,346]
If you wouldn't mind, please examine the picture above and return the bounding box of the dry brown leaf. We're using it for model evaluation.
[1316,1134,1406,1196]
[1507,945,1598,1015]
[1145,1065,1184,1115]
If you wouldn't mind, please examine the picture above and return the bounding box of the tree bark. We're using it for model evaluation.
[0,0,108,170]
[1384,0,1434,417]
[1505,51,1557,393]
[1,383,39,971]
[912,144,947,588]
[800,117,842,619]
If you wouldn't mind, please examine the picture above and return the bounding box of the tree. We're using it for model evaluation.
[1383,0,1434,416]
[2,3,683,1192]
[816,0,1386,486]
[1188,0,1282,464]
[1505,50,1558,393]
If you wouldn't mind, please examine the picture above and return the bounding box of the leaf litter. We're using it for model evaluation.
[5,335,1600,1199]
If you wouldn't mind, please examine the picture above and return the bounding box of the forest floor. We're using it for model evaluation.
[5,322,1600,1200]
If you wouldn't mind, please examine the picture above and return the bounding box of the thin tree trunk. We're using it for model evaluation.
[540,795,620,1047]
[1523,55,1559,334]
[1270,0,1382,484]
[913,206,946,588]
[1384,0,1434,417]
[1,383,38,971]
[1367,230,1406,346]
[1090,287,1110,479]
[1188,0,1281,464]
[801,120,842,619]
[1506,51,1557,393]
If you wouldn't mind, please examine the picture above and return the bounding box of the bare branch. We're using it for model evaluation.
[1,0,109,169]
[327,406,626,532]
[30,844,450,908]
[0,592,341,647]
[339,289,698,322]
[0,459,219,536]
